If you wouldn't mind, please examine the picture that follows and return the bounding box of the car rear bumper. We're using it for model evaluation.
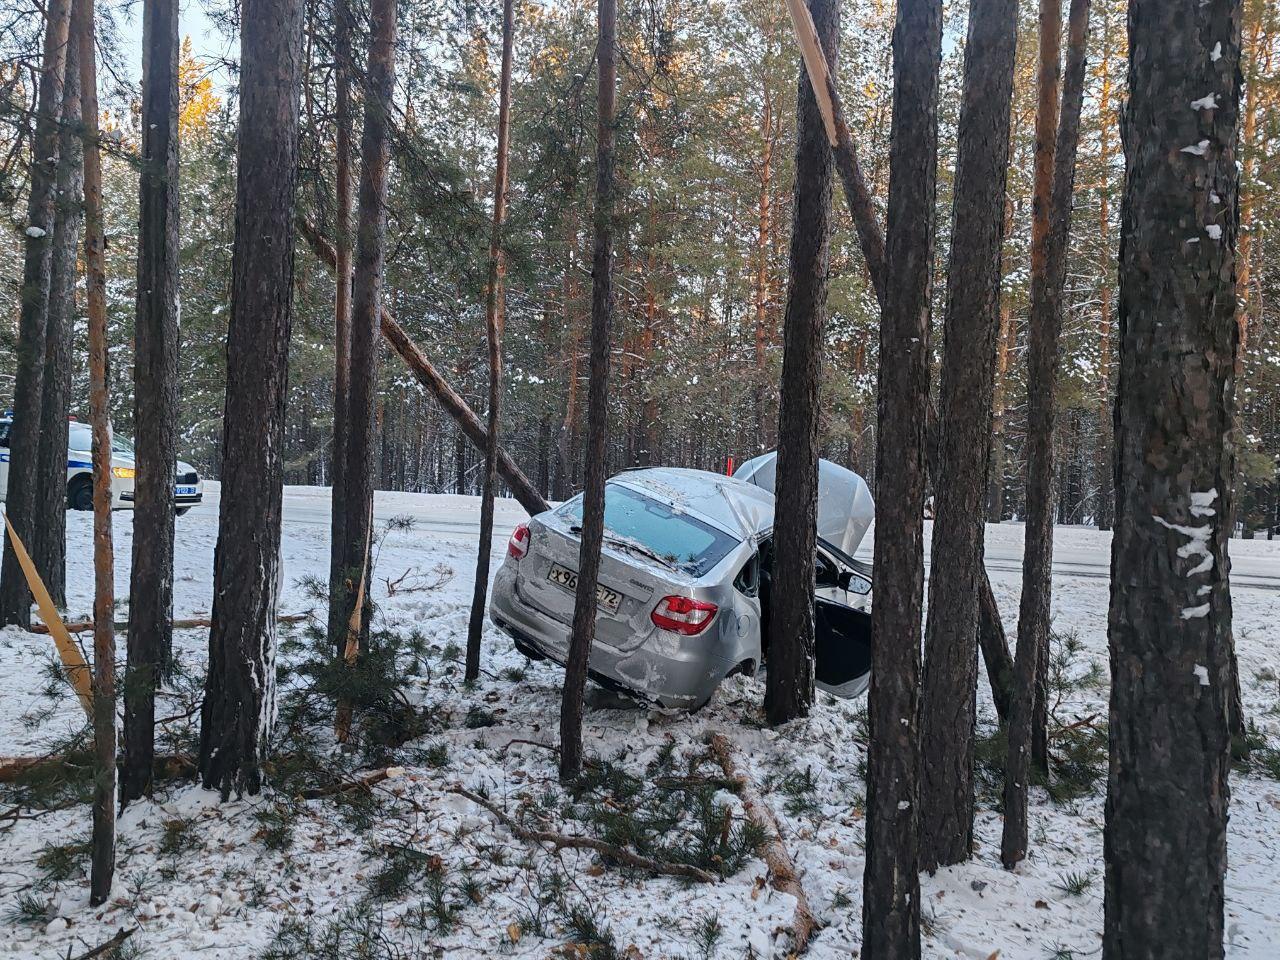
[489,563,733,710]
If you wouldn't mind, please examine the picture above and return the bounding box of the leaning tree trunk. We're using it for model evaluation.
[0,0,72,629]
[862,0,942,952]
[198,0,304,800]
[559,0,616,783]
[466,0,515,683]
[765,0,839,726]
[326,0,355,650]
[918,0,1018,872]
[123,0,181,807]
[1002,0,1090,870]
[295,217,552,517]
[78,0,115,905]
[1103,0,1239,953]
[33,29,83,610]
[332,0,397,705]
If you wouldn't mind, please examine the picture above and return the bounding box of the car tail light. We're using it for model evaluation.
[651,595,717,635]
[507,523,530,559]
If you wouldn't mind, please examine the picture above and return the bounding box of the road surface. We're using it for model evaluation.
[185,482,1280,592]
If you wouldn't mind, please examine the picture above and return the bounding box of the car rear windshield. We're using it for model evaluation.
[557,483,740,577]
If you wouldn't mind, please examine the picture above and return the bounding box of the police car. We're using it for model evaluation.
[0,418,204,514]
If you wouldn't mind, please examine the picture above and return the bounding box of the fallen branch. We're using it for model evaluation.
[298,765,406,800]
[2,511,93,716]
[68,927,136,960]
[31,613,310,636]
[709,732,817,954]
[0,752,193,784]
[450,785,717,883]
[0,755,54,783]
[1050,713,1100,739]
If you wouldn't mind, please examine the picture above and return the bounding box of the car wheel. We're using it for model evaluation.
[176,507,191,516]
[67,477,93,511]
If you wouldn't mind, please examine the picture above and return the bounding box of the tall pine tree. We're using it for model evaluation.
[198,0,305,798]
[1103,0,1240,953]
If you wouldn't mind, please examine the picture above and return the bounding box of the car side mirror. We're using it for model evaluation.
[839,570,872,595]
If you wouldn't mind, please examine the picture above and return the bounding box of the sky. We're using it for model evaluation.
[114,0,233,88]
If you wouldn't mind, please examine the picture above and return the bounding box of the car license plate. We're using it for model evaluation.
[547,563,621,613]
[176,486,197,495]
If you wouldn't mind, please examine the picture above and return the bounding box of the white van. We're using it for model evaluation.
[0,418,204,515]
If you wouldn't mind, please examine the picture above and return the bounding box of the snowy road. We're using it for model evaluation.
[184,483,1280,591]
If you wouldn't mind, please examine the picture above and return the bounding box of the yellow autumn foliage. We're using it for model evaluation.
[179,36,221,138]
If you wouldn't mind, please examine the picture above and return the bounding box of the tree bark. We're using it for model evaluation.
[331,0,396,708]
[1102,0,1239,953]
[1093,11,1116,531]
[77,0,115,904]
[751,88,774,455]
[33,28,82,611]
[0,0,72,629]
[784,12,1015,725]
[1003,0,1091,870]
[765,0,839,727]
[296,218,552,517]
[559,0,615,783]
[918,0,1017,872]
[784,0,883,308]
[326,0,355,650]
[123,0,181,807]
[466,0,515,683]
[861,0,941,952]
[198,0,304,799]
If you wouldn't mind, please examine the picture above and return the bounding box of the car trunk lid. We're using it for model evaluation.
[514,517,663,653]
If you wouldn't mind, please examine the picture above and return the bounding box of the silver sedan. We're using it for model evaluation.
[489,456,875,710]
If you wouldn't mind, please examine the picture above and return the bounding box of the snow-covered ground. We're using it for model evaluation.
[1,484,1278,958]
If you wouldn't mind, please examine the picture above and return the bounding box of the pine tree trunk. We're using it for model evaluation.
[332,0,396,727]
[326,0,355,650]
[1093,15,1115,531]
[1013,0,1063,802]
[77,0,115,903]
[123,0,180,807]
[988,303,1013,521]
[466,0,515,683]
[0,0,72,628]
[752,90,773,455]
[785,5,1016,728]
[919,0,1017,872]
[33,31,83,610]
[765,0,839,726]
[1103,0,1239,952]
[862,0,941,951]
[1003,0,1091,869]
[559,0,616,783]
[198,0,304,799]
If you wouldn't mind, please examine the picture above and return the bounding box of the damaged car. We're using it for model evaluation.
[488,453,875,710]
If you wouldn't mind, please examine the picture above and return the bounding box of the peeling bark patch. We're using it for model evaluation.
[1152,515,1215,576]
